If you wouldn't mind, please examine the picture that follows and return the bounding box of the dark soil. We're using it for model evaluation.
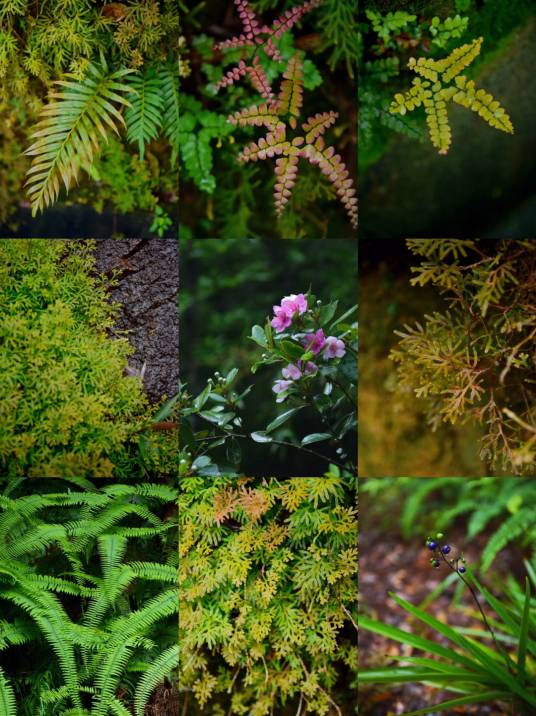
[94,238,178,404]
[359,527,516,716]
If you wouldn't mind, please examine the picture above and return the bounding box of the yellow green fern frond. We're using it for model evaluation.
[24,60,133,215]
[389,37,513,155]
[276,52,303,117]
[452,76,514,134]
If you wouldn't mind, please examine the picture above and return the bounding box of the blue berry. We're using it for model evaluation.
[441,545,451,554]
[427,541,438,551]
[458,566,466,573]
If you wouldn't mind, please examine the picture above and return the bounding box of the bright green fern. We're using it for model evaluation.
[125,66,164,160]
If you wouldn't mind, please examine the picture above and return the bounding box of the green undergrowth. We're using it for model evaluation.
[0,477,178,716]
[0,239,177,478]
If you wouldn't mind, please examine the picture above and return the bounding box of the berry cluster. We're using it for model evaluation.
[426,533,467,573]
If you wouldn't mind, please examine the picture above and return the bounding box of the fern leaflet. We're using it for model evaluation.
[134,644,179,716]
[0,666,16,716]
[125,67,164,160]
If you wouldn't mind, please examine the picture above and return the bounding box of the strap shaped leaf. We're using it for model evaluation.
[25,60,133,215]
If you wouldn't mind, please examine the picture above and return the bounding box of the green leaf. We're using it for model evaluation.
[250,325,268,348]
[301,433,332,446]
[226,437,242,465]
[279,340,304,362]
[225,368,238,387]
[329,304,357,330]
[265,407,303,433]
[250,431,273,443]
[193,384,211,410]
[319,300,338,326]
[398,692,510,716]
[517,578,531,683]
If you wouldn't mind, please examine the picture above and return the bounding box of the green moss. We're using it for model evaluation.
[0,239,152,478]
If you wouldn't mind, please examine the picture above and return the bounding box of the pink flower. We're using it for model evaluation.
[271,304,292,333]
[303,361,317,375]
[281,293,307,316]
[323,336,345,359]
[282,363,302,380]
[302,328,325,355]
[272,379,293,402]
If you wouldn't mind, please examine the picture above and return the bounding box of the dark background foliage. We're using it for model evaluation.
[180,238,357,476]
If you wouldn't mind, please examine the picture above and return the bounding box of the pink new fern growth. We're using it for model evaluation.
[215,0,322,99]
[228,53,357,228]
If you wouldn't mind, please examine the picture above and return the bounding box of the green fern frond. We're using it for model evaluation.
[125,67,164,160]
[24,60,133,215]
[134,644,179,716]
[0,666,16,716]
[92,640,135,716]
[160,63,179,164]
[2,589,83,709]
[481,508,536,571]
[128,562,178,583]
[98,534,128,577]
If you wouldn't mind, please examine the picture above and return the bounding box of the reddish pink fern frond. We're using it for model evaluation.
[215,60,248,92]
[264,38,283,62]
[269,0,323,40]
[276,53,303,117]
[274,154,299,216]
[246,56,274,100]
[235,0,262,38]
[214,0,321,96]
[215,34,255,51]
[238,126,291,161]
[302,111,338,143]
[301,139,357,227]
[228,102,282,129]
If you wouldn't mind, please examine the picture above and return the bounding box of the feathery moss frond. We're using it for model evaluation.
[24,59,133,215]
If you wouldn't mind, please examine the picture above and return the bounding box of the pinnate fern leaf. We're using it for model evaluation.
[0,666,16,716]
[214,0,321,97]
[125,67,164,160]
[25,60,133,215]
[390,37,514,154]
[276,53,303,117]
[134,644,179,716]
[229,53,357,228]
[481,508,536,571]
[160,63,180,165]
